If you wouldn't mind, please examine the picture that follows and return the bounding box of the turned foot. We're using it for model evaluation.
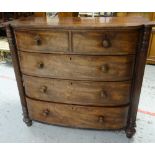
[23,117,32,127]
[125,126,136,138]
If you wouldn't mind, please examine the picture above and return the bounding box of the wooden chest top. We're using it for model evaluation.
[10,16,152,29]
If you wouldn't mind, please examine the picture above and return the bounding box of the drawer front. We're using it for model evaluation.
[15,30,69,52]
[20,52,135,81]
[72,30,139,54]
[24,75,131,106]
[26,97,129,129]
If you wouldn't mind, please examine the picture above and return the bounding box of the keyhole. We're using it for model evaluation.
[70,57,72,60]
[70,82,73,85]
[72,107,76,110]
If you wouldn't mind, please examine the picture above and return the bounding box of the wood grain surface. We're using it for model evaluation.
[26,97,129,129]
[9,16,152,29]
[73,30,139,54]
[23,75,131,106]
[15,30,69,52]
[20,51,135,81]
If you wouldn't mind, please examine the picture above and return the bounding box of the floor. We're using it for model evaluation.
[0,62,155,143]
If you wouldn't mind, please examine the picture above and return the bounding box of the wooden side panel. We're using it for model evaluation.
[26,97,129,129]
[147,29,155,64]
[6,25,32,126]
[72,30,139,54]
[20,52,135,81]
[23,75,131,106]
[15,30,69,52]
[126,26,152,138]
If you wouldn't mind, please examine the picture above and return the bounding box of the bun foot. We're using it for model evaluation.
[125,127,136,138]
[23,117,32,127]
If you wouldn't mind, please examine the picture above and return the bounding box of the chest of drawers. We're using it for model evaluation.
[6,16,154,138]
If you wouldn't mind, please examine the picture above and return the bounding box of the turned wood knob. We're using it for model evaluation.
[101,64,108,73]
[98,116,105,123]
[34,35,41,45]
[40,86,47,93]
[37,62,44,69]
[101,90,107,98]
[42,109,50,117]
[102,39,110,48]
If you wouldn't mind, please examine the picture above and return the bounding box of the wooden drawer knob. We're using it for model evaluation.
[42,109,50,117]
[101,90,107,98]
[98,116,105,123]
[34,35,41,45]
[102,39,110,48]
[40,86,47,93]
[37,62,44,69]
[101,64,108,73]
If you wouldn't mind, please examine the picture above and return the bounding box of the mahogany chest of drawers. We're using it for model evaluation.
[6,16,154,138]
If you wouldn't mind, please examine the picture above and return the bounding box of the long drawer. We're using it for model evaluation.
[72,30,140,54]
[26,97,129,129]
[15,30,69,52]
[19,51,135,81]
[23,75,131,106]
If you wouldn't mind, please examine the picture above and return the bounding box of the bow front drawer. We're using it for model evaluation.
[72,30,140,54]
[23,75,131,106]
[26,97,129,129]
[19,51,135,81]
[15,30,69,52]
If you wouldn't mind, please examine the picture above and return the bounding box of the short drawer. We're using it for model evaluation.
[20,51,135,81]
[15,30,69,52]
[23,75,131,106]
[72,30,139,54]
[26,97,129,129]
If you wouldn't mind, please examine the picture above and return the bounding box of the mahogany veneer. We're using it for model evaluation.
[6,16,155,138]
